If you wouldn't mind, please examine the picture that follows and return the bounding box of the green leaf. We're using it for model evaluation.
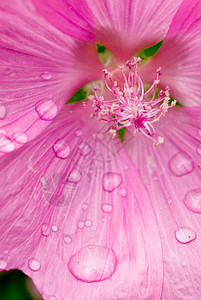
[117,126,126,142]
[137,40,163,60]
[66,88,87,104]
[96,44,106,54]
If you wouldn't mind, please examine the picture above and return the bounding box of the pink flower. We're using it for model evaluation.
[1,0,201,299]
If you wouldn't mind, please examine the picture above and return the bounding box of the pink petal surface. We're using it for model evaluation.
[126,106,201,299]
[0,104,162,300]
[141,0,201,106]
[32,0,183,61]
[0,0,102,156]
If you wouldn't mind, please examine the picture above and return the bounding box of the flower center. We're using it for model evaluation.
[89,57,176,146]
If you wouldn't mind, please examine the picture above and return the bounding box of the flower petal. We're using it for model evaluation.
[127,106,201,298]
[141,0,201,106]
[32,0,183,61]
[0,0,102,156]
[0,104,162,299]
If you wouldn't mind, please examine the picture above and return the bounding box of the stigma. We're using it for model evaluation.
[89,57,176,145]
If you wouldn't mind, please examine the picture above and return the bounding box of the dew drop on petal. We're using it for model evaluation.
[169,152,194,177]
[102,172,122,192]
[184,188,201,213]
[101,203,113,214]
[64,235,72,244]
[77,221,84,229]
[53,139,70,159]
[197,145,201,156]
[41,224,50,236]
[68,245,118,283]
[118,188,127,197]
[84,220,92,227]
[35,100,57,121]
[175,227,196,244]
[28,258,41,271]
[13,132,27,144]
[0,259,7,269]
[68,169,82,183]
[0,135,15,153]
[79,142,91,156]
[0,104,6,119]
[51,225,58,232]
[75,130,82,137]
[82,203,88,211]
[40,72,52,80]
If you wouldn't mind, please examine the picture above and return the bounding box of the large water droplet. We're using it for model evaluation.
[184,188,201,213]
[40,72,52,80]
[41,224,50,236]
[64,235,72,244]
[35,100,57,121]
[0,135,15,153]
[102,172,122,192]
[13,132,27,144]
[67,169,82,183]
[68,245,118,283]
[175,227,196,244]
[28,258,41,271]
[53,139,70,159]
[0,104,6,119]
[101,203,113,214]
[0,259,7,269]
[169,152,194,177]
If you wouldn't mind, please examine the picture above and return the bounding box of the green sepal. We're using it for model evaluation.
[117,124,126,142]
[137,40,163,60]
[66,88,87,104]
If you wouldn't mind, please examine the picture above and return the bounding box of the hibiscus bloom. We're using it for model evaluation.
[1,0,201,299]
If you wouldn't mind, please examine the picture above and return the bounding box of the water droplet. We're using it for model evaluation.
[81,203,88,211]
[67,169,82,183]
[13,132,27,144]
[64,235,72,244]
[175,227,196,244]
[102,172,122,192]
[4,250,8,254]
[75,130,82,137]
[53,139,70,159]
[0,129,6,135]
[40,72,52,80]
[0,135,15,153]
[84,220,92,227]
[169,152,194,177]
[77,221,84,229]
[79,142,91,156]
[118,188,127,197]
[41,224,50,236]
[184,188,201,213]
[35,100,57,121]
[0,259,7,269]
[51,225,58,232]
[68,245,118,282]
[101,203,113,214]
[197,145,201,156]
[28,258,41,271]
[0,104,6,119]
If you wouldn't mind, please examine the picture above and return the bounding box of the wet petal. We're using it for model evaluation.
[32,0,183,61]
[0,0,102,156]
[141,0,201,106]
[127,106,201,298]
[0,104,162,300]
